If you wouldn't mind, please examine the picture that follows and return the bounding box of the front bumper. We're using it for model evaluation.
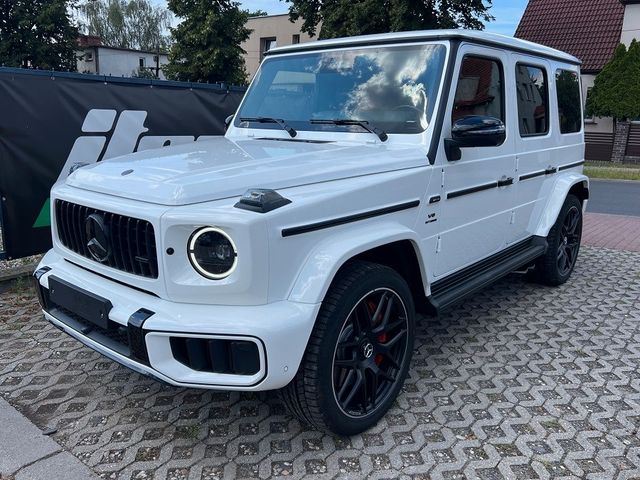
[34,250,320,391]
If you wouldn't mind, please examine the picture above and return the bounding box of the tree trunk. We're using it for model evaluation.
[611,119,630,163]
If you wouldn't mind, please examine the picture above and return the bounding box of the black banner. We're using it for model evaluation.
[0,68,246,259]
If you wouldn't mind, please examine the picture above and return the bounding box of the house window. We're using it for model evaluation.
[260,37,277,62]
[584,87,596,123]
[292,34,300,44]
[85,51,94,62]
[452,56,505,124]
[516,64,548,136]
[556,69,582,134]
[139,57,145,68]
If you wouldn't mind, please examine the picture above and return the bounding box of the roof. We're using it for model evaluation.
[247,13,289,19]
[94,45,169,56]
[78,35,102,47]
[77,34,168,56]
[268,30,580,65]
[515,0,625,73]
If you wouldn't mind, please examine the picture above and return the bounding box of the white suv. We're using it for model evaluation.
[34,30,588,435]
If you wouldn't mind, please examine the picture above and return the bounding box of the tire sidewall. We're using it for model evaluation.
[548,195,583,283]
[315,265,415,435]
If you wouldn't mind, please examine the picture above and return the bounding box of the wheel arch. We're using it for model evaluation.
[533,173,589,238]
[287,223,429,309]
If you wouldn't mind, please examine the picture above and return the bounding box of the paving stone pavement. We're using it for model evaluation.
[582,213,640,252]
[1,246,640,480]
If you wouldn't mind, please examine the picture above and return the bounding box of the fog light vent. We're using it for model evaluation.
[170,337,260,375]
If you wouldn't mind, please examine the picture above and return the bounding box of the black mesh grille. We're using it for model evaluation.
[55,200,158,279]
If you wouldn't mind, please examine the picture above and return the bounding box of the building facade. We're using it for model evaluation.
[77,35,169,80]
[241,14,317,79]
[515,0,640,162]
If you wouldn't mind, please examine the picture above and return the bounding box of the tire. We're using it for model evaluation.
[534,194,583,286]
[280,260,415,435]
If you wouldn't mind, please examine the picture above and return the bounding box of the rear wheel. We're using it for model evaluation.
[534,194,583,286]
[280,261,415,435]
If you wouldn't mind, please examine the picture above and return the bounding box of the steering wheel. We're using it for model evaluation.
[392,105,423,115]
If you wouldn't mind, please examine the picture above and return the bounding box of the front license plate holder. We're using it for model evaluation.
[48,276,112,330]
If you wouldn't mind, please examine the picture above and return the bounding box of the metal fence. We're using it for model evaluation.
[0,67,246,260]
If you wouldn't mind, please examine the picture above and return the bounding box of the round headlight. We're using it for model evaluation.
[188,227,238,279]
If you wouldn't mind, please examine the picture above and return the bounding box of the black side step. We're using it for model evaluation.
[428,236,547,312]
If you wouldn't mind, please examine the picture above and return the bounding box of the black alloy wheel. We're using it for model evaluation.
[557,204,581,277]
[332,288,409,418]
[280,260,415,435]
[534,194,583,286]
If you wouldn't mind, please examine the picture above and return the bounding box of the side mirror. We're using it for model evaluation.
[224,114,234,132]
[445,115,506,161]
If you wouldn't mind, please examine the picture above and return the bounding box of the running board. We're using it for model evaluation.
[428,236,547,312]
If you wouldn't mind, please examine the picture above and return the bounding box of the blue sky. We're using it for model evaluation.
[154,0,528,36]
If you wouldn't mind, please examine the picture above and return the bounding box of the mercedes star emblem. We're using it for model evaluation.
[85,213,111,262]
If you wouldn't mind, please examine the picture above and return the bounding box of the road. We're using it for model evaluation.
[586,179,640,217]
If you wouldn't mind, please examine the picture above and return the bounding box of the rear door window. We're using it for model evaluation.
[516,64,548,136]
[556,69,582,134]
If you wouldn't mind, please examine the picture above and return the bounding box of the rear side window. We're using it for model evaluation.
[556,69,582,133]
[516,64,548,136]
[452,56,504,124]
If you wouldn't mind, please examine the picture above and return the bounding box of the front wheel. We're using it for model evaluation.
[280,261,415,435]
[534,194,583,286]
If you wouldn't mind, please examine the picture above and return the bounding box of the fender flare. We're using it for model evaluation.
[287,222,426,305]
[533,173,589,238]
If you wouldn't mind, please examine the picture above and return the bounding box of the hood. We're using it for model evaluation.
[66,136,427,205]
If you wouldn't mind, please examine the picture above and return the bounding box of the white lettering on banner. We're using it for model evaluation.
[56,109,215,182]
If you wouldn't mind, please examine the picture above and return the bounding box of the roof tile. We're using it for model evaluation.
[515,0,625,72]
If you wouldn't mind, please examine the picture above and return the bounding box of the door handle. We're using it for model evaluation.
[545,167,557,175]
[497,177,514,187]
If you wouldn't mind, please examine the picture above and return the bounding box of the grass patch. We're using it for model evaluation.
[584,161,640,181]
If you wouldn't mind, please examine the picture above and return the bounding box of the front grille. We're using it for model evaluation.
[55,200,158,278]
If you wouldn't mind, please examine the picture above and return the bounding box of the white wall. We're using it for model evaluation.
[582,73,614,134]
[621,3,640,46]
[77,48,98,74]
[97,48,169,79]
[78,47,169,79]
[242,14,317,79]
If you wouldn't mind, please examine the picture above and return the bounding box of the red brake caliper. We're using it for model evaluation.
[368,300,386,365]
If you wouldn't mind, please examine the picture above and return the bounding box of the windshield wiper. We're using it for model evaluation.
[239,117,297,138]
[310,119,388,142]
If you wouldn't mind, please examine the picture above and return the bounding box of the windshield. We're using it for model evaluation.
[235,43,447,135]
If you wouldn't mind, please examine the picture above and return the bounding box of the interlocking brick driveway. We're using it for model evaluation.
[583,213,640,252]
[1,246,640,480]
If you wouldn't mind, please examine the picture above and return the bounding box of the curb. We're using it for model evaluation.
[0,398,99,479]
[0,263,38,283]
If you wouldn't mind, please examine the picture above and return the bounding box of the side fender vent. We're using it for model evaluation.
[234,188,291,213]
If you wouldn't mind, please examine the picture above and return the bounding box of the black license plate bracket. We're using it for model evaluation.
[48,276,112,329]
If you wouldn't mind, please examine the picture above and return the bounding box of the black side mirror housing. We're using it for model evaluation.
[445,115,506,161]
[224,114,234,131]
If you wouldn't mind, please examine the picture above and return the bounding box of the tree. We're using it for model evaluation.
[586,40,640,162]
[586,41,640,120]
[247,9,268,17]
[79,0,172,52]
[0,0,79,70]
[285,0,494,39]
[132,66,158,79]
[164,0,250,85]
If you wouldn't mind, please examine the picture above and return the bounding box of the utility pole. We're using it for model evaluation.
[155,42,160,78]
